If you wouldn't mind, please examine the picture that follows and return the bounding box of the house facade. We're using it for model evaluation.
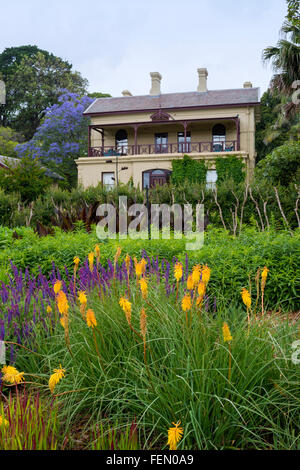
[76,69,260,189]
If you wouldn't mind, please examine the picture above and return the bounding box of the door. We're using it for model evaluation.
[155,133,168,153]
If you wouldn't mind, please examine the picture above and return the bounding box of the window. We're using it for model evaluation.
[212,124,226,152]
[206,170,218,190]
[177,132,191,153]
[155,133,168,153]
[115,129,128,155]
[102,172,115,190]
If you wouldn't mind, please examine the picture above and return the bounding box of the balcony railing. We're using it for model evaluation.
[89,141,238,157]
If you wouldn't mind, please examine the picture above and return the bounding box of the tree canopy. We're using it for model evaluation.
[0,46,88,139]
[16,91,93,188]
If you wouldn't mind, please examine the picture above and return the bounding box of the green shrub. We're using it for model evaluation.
[171,154,207,185]
[256,141,300,186]
[215,155,245,185]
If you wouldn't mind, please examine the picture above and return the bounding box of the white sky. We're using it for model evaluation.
[1,0,287,97]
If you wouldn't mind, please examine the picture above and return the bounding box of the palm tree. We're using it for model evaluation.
[263,20,300,98]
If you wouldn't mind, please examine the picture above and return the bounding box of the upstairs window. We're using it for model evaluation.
[177,132,191,153]
[115,129,128,155]
[212,124,226,152]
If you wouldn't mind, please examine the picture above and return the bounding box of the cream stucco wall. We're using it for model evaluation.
[76,151,249,189]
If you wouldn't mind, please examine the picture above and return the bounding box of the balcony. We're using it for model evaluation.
[89,141,238,157]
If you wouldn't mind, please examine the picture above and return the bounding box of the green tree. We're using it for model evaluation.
[255,90,290,161]
[0,155,52,202]
[88,92,111,99]
[0,46,88,139]
[0,126,24,157]
[255,141,300,186]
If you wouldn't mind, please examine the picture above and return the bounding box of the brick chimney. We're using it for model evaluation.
[197,68,208,92]
[150,72,162,95]
[243,81,253,88]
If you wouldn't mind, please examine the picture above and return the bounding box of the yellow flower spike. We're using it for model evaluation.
[119,297,132,325]
[261,266,269,316]
[197,281,206,299]
[73,256,80,267]
[174,262,183,282]
[0,415,9,427]
[241,288,251,309]
[95,245,100,262]
[187,274,194,291]
[140,258,147,276]
[48,365,65,394]
[125,254,131,271]
[86,309,97,328]
[139,278,148,299]
[261,266,269,290]
[181,294,192,312]
[56,290,69,316]
[53,280,62,295]
[46,305,52,314]
[114,246,122,263]
[78,290,87,305]
[140,307,147,339]
[167,421,184,451]
[202,265,211,285]
[135,261,143,278]
[222,322,233,342]
[192,265,201,285]
[1,365,25,385]
[88,252,94,273]
[60,316,67,330]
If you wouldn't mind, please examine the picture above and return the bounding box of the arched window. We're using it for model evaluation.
[115,129,128,155]
[212,124,226,152]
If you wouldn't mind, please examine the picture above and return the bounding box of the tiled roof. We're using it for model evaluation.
[84,88,260,115]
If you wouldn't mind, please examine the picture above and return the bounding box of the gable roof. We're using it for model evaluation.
[84,88,260,116]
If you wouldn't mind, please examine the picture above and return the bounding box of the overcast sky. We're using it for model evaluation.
[1,0,287,97]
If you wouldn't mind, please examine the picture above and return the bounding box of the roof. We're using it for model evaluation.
[84,88,260,115]
[0,156,64,180]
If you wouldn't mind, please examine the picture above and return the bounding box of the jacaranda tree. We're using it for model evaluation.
[16,92,93,188]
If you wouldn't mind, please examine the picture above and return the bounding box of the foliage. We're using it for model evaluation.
[0,226,298,311]
[88,92,111,99]
[255,90,290,162]
[171,154,207,185]
[0,390,60,450]
[15,92,93,187]
[286,0,300,24]
[0,126,24,158]
[255,141,300,186]
[0,155,51,202]
[215,155,245,185]
[5,256,299,450]
[0,47,88,139]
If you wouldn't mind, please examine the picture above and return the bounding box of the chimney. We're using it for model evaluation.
[243,81,253,88]
[122,90,132,96]
[197,68,208,92]
[150,72,162,95]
